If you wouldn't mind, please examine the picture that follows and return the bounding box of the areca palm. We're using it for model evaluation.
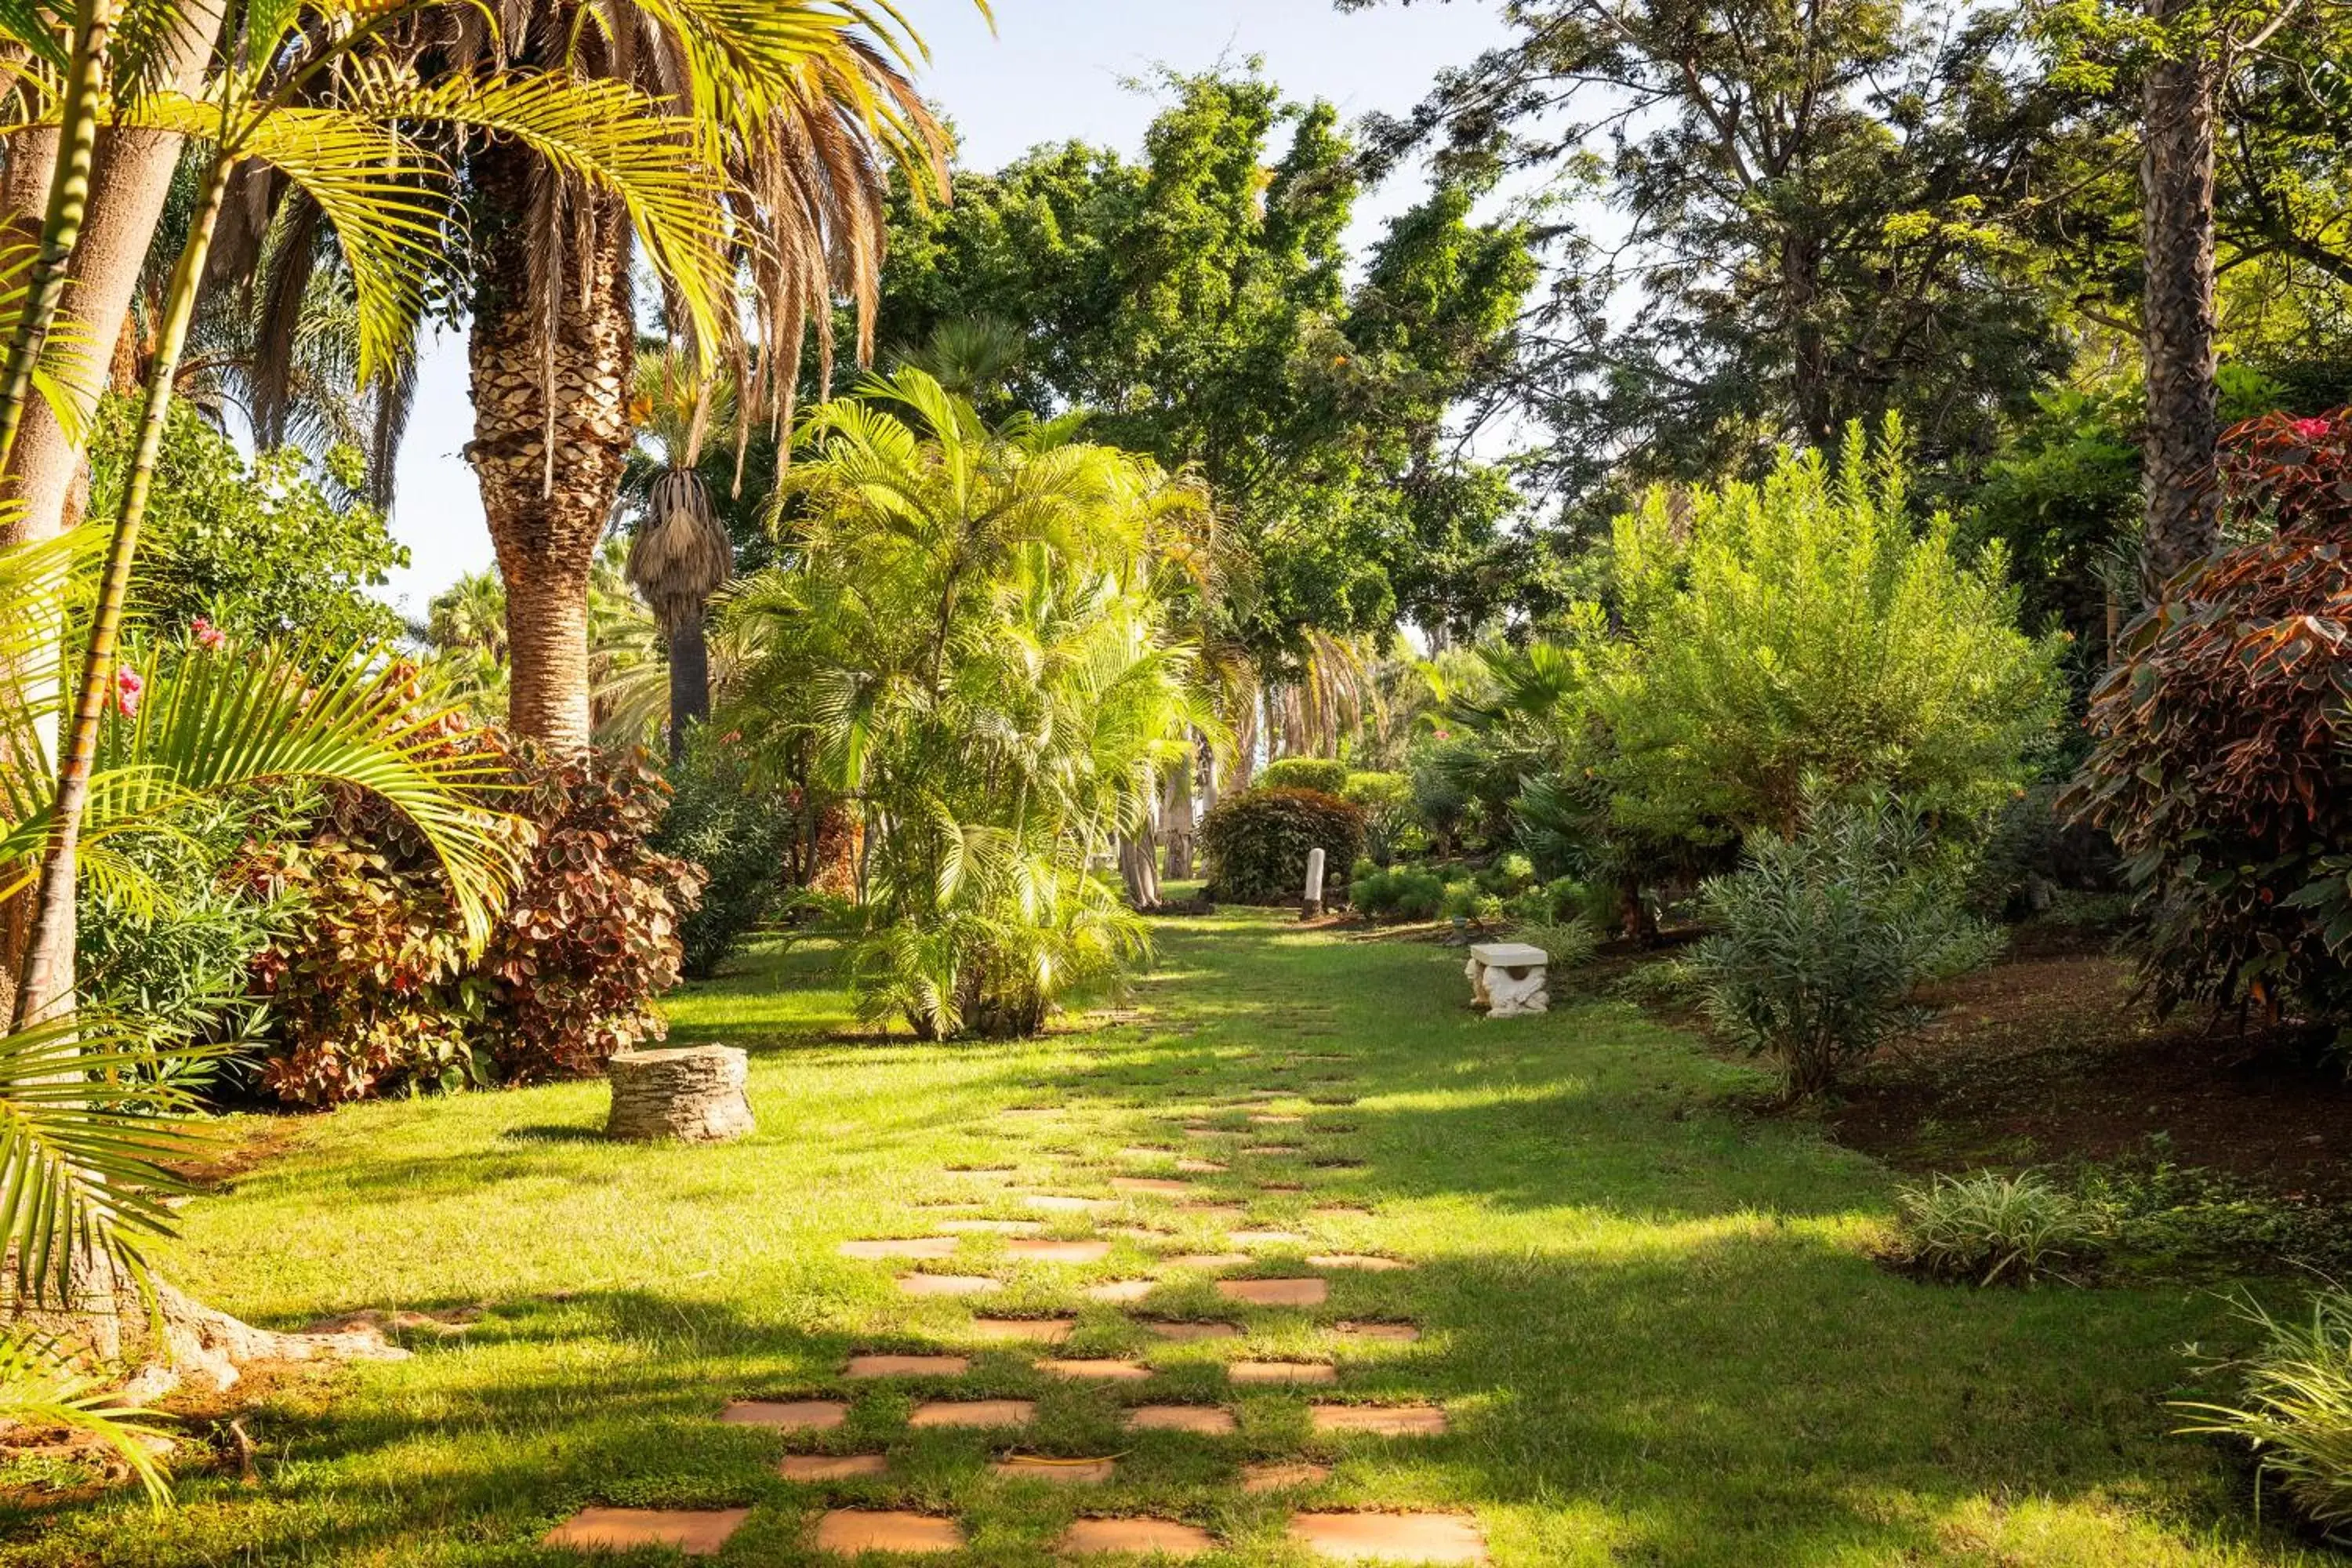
[721,368,1214,1039]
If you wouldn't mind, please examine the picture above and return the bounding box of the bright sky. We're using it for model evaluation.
[372,0,1516,618]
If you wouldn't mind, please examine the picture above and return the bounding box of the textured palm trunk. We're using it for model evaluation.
[466,138,635,755]
[1160,750,1196,880]
[666,617,710,759]
[2139,0,2221,597]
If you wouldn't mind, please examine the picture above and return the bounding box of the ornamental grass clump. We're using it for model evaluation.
[2176,1289,2352,1541]
[1689,799,2004,1100]
[1894,1171,2098,1286]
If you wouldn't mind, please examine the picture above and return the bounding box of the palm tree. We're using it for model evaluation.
[622,350,736,757]
[460,1,964,755]
[0,525,523,1494]
[2139,0,2222,594]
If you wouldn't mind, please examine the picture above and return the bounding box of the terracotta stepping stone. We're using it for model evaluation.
[1179,1204,1248,1225]
[909,1399,1034,1428]
[720,1399,846,1430]
[1164,1252,1250,1269]
[1230,1360,1338,1385]
[1058,1518,1216,1557]
[1217,1277,1327,1306]
[1004,1238,1112,1263]
[544,1507,748,1556]
[1308,1254,1410,1272]
[1232,1229,1307,1247]
[839,1236,959,1260]
[1335,1322,1420,1342]
[780,1453,888,1480]
[970,1316,1073,1344]
[1124,1404,1236,1434]
[1241,1460,1331,1493]
[1174,1158,1227,1174]
[937,1218,1043,1235]
[1181,1125,1221,1138]
[813,1511,965,1555]
[1246,1089,1287,1099]
[1310,1405,1448,1436]
[1084,1279,1156,1304]
[1249,1113,1304,1125]
[897,1274,1000,1298]
[1258,1181,1306,1193]
[1112,1176,1192,1196]
[1288,1512,1487,1563]
[1142,1319,1240,1341]
[1040,1358,1152,1382]
[1025,1194,1115,1214]
[845,1354,969,1378]
[993,1455,1115,1484]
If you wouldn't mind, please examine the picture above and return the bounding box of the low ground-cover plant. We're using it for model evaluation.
[1202,787,1364,905]
[1350,862,1445,920]
[2177,1288,2352,1541]
[1894,1171,2099,1286]
[1690,800,2005,1100]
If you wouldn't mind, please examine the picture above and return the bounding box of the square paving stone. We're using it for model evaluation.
[1334,1322,1420,1342]
[909,1399,1035,1428]
[845,1354,970,1378]
[1309,1405,1448,1436]
[1230,1360,1338,1385]
[1003,1238,1112,1263]
[1111,1177,1192,1196]
[1241,1460,1331,1493]
[897,1274,1001,1298]
[992,1455,1115,1484]
[1040,1358,1152,1381]
[543,1507,750,1556]
[1180,1125,1221,1138]
[1084,1279,1156,1304]
[1025,1194,1116,1214]
[1232,1229,1308,1247]
[1142,1319,1241,1341]
[1249,1113,1305,1125]
[1123,1404,1236,1434]
[937,1218,1044,1235]
[1287,1512,1488,1563]
[813,1510,966,1555]
[1258,1181,1306,1193]
[1307,1254,1411,1272]
[1240,1145,1303,1156]
[969,1317,1073,1344]
[779,1454,889,1481]
[1174,1158,1227,1174]
[839,1236,959,1260]
[1164,1252,1250,1269]
[720,1399,848,1430]
[1058,1518,1216,1557]
[1217,1277,1328,1306]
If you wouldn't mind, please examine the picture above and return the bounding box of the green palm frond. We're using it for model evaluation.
[0,1328,175,1505]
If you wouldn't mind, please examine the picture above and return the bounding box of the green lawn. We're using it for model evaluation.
[5,912,2326,1565]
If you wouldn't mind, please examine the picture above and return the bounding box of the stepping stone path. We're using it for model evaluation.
[550,1058,1490,1566]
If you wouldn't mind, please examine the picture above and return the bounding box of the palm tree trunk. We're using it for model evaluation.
[666,617,710,760]
[1160,750,1196,879]
[12,160,229,1028]
[466,140,636,756]
[2139,0,2221,596]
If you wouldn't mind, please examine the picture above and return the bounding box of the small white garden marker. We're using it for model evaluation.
[1302,847,1327,920]
[1464,942,1548,1018]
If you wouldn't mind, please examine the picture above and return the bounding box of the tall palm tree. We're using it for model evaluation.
[622,350,735,756]
[461,1,964,755]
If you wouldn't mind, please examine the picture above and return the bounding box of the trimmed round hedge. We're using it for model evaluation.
[1201,786,1366,906]
[1258,757,1351,796]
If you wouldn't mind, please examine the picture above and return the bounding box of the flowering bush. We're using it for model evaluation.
[2062,406,2352,1023]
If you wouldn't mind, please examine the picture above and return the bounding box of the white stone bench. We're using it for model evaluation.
[1464,942,1548,1018]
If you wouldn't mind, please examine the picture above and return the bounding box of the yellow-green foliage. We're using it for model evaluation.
[1595,420,2064,848]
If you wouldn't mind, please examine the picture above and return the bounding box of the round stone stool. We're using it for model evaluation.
[604,1046,755,1143]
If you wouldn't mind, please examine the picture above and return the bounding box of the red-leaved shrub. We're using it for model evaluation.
[2062,408,2352,1021]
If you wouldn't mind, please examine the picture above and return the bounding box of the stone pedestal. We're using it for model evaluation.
[1464,942,1549,1018]
[605,1046,755,1143]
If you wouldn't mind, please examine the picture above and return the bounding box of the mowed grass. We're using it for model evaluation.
[2,911,2326,1565]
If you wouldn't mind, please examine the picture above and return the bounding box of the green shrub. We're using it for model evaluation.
[1894,1171,2096,1286]
[1617,956,1699,1006]
[655,730,793,978]
[1201,787,1364,905]
[1503,875,1590,926]
[2177,1289,2352,1540]
[1516,917,1599,970]
[1259,757,1350,796]
[1689,800,2005,1100]
[1348,865,1444,920]
[1341,770,1414,863]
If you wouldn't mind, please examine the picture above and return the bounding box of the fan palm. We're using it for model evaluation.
[622,350,736,757]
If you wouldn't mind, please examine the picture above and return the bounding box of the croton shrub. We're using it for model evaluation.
[2062,408,2352,1022]
[250,724,703,1102]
